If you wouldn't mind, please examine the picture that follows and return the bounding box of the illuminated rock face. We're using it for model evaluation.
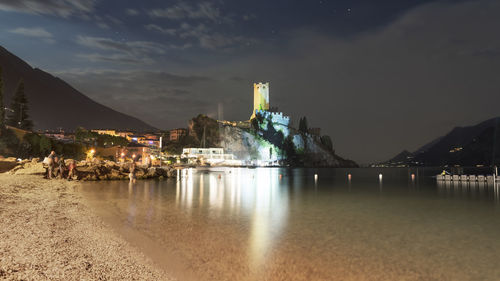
[251,82,270,119]
[255,110,290,138]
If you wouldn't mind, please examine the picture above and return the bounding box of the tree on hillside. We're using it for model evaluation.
[0,66,5,129]
[299,116,308,133]
[320,135,334,152]
[7,80,33,131]
[189,114,220,147]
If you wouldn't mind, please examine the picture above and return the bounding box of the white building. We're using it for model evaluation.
[182,148,237,165]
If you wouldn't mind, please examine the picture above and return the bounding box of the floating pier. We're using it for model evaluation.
[436,174,499,183]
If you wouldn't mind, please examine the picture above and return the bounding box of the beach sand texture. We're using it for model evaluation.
[0,173,172,280]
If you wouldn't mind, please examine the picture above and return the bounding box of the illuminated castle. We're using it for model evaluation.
[251,82,270,119]
[249,82,290,137]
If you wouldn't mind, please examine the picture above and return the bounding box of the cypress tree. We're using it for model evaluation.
[0,66,4,128]
[299,116,308,133]
[7,79,33,131]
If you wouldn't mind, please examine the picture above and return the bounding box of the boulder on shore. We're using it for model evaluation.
[74,161,175,181]
[10,161,45,175]
[0,157,19,173]
[4,158,176,181]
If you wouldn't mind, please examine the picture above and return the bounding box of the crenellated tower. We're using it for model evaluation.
[251,82,270,119]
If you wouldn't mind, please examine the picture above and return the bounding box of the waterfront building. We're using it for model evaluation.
[182,148,237,165]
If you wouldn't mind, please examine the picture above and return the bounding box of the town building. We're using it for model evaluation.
[116,131,133,139]
[169,128,187,141]
[91,129,118,136]
[128,135,146,142]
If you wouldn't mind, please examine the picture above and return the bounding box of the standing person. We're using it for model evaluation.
[47,151,56,160]
[67,160,77,181]
[47,151,56,179]
[129,162,137,183]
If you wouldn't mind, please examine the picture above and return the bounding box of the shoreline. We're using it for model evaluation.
[0,173,172,280]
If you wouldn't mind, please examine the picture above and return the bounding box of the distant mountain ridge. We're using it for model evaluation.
[376,117,500,167]
[0,46,156,131]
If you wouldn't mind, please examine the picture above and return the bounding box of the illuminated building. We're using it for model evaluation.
[116,131,133,139]
[250,82,270,119]
[182,148,238,165]
[91,129,118,136]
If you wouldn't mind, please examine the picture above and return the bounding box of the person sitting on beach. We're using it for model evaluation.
[129,162,137,183]
[57,157,67,179]
[53,157,60,178]
[67,160,77,181]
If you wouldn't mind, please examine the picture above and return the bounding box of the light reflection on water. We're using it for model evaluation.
[80,167,500,281]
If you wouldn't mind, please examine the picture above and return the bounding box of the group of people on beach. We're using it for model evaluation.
[45,151,77,180]
[44,150,140,182]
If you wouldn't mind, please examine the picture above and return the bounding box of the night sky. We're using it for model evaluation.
[1,0,499,163]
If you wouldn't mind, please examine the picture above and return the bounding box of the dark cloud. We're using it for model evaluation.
[144,22,255,50]
[0,0,96,17]
[55,69,224,128]
[8,27,54,43]
[75,36,168,65]
[76,53,149,64]
[148,2,223,22]
[76,36,165,55]
[125,8,139,16]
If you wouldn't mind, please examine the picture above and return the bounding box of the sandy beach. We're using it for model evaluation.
[0,173,172,280]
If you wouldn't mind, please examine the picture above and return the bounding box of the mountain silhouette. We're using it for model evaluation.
[0,46,156,131]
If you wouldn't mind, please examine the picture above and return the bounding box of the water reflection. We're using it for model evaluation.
[436,180,500,202]
[80,167,500,280]
[173,168,289,272]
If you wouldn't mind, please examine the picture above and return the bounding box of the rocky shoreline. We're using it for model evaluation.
[0,173,172,280]
[4,158,177,181]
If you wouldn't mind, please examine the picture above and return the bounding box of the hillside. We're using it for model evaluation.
[0,46,155,131]
[377,117,500,167]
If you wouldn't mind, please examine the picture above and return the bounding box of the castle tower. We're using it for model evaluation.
[251,82,270,119]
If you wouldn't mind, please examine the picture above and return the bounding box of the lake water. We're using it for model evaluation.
[79,167,500,281]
